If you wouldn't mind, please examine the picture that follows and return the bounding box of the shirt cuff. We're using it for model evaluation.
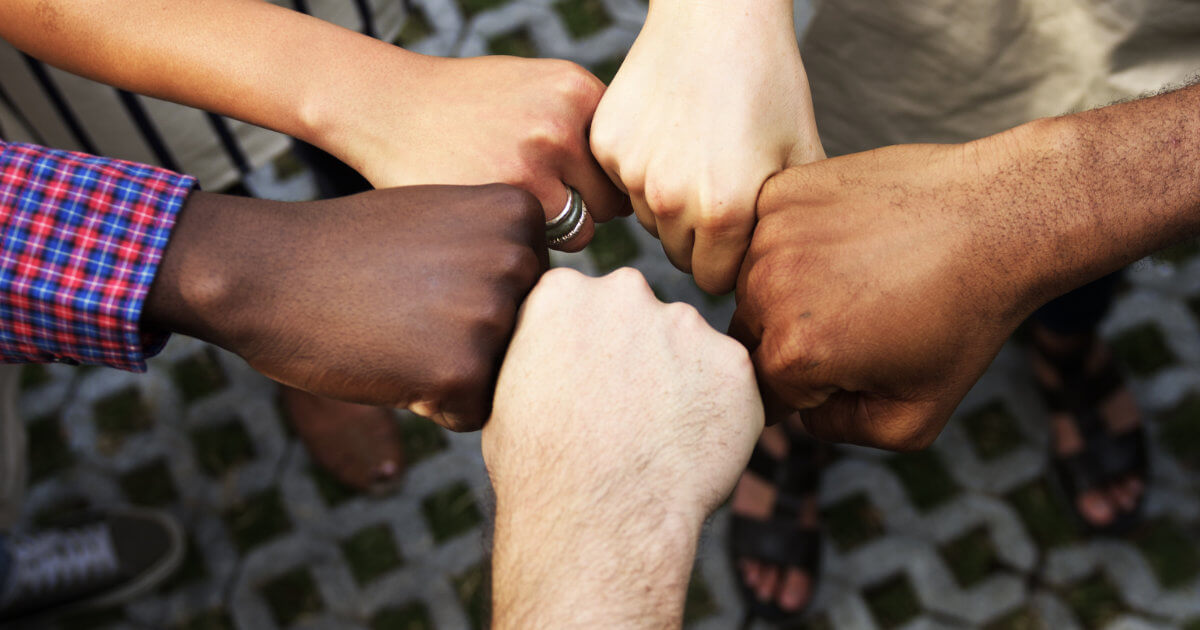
[0,142,196,371]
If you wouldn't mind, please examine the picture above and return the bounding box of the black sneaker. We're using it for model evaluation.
[0,507,184,621]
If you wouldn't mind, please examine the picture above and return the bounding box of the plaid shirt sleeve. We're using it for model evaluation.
[0,141,196,371]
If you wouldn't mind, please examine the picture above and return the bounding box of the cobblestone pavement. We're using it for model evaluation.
[12,1,1200,629]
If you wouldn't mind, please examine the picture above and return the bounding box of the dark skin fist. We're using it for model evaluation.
[144,184,548,432]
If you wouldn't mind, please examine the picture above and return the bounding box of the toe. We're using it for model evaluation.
[756,567,780,602]
[1078,490,1115,527]
[777,568,812,612]
[740,559,761,590]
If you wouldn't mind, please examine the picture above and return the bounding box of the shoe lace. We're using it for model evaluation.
[1,524,121,605]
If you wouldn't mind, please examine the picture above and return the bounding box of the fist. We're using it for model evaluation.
[484,268,764,523]
[590,2,824,292]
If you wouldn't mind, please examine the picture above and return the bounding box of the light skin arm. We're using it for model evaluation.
[731,82,1200,450]
[1,0,627,247]
[483,269,763,628]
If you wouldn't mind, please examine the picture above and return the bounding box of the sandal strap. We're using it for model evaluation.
[1038,353,1124,412]
[1054,406,1147,494]
[731,515,820,568]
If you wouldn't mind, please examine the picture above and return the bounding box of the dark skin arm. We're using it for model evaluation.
[143,184,548,431]
[731,82,1200,450]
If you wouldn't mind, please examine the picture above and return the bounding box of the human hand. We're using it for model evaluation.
[322,55,629,252]
[145,185,547,432]
[483,268,763,628]
[730,127,1073,450]
[590,0,825,293]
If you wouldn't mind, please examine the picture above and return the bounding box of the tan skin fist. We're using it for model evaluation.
[730,129,1059,450]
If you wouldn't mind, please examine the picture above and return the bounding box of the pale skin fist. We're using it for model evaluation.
[338,56,630,251]
[590,1,825,293]
[730,134,1050,451]
[483,268,764,525]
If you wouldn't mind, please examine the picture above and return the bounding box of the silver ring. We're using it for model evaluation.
[545,186,589,250]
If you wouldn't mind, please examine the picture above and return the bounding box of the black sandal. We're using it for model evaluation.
[1033,329,1148,535]
[729,433,824,625]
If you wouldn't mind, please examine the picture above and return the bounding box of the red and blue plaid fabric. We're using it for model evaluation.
[0,141,195,371]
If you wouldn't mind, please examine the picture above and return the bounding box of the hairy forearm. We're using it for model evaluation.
[0,0,430,169]
[491,494,700,629]
[969,83,1200,308]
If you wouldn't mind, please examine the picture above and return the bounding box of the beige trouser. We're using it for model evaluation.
[0,365,24,531]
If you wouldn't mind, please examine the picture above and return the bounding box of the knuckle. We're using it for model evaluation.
[606,267,650,292]
[486,184,543,224]
[644,179,686,220]
[549,60,603,105]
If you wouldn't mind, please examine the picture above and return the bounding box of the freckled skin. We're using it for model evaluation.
[731,83,1200,451]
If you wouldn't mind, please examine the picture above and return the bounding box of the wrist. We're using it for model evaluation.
[142,192,267,350]
[296,40,436,181]
[492,493,701,629]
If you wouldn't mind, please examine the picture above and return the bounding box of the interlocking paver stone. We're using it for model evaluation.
[10,2,1200,630]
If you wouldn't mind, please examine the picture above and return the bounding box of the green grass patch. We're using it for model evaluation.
[941,527,999,587]
[93,387,154,454]
[372,603,434,630]
[488,29,539,57]
[312,462,362,507]
[422,482,483,543]
[224,489,292,553]
[260,569,323,627]
[1061,573,1125,629]
[1110,323,1177,377]
[590,55,625,85]
[119,459,177,506]
[27,415,74,482]
[396,10,434,47]
[983,607,1044,630]
[172,349,228,404]
[1133,520,1200,589]
[341,524,404,586]
[961,400,1025,460]
[863,575,922,629]
[190,419,255,477]
[1007,479,1078,550]
[453,562,489,630]
[683,568,718,625]
[399,413,448,465]
[822,493,884,551]
[886,450,959,511]
[553,0,614,39]
[587,218,641,273]
[460,0,509,19]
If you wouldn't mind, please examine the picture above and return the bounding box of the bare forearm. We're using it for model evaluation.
[966,83,1200,308]
[0,0,430,166]
[491,496,700,629]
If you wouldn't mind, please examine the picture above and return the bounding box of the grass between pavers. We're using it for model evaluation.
[190,418,256,477]
[591,55,625,85]
[171,348,228,405]
[460,0,509,19]
[1060,572,1126,629]
[119,458,178,506]
[886,450,959,512]
[553,0,614,39]
[1132,519,1200,589]
[27,414,74,482]
[396,10,434,47]
[223,488,293,553]
[1006,478,1079,549]
[20,363,51,389]
[489,28,539,57]
[683,568,718,625]
[1110,322,1177,377]
[940,526,999,588]
[400,413,449,465]
[176,609,234,630]
[422,482,483,544]
[823,493,885,551]
[341,524,405,586]
[1152,237,1200,266]
[960,400,1025,460]
[312,461,362,507]
[588,217,641,272]
[260,568,324,627]
[1158,392,1200,467]
[372,602,434,630]
[454,561,489,630]
[982,606,1044,630]
[1185,619,1200,630]
[94,387,154,454]
[159,536,209,592]
[863,574,922,629]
